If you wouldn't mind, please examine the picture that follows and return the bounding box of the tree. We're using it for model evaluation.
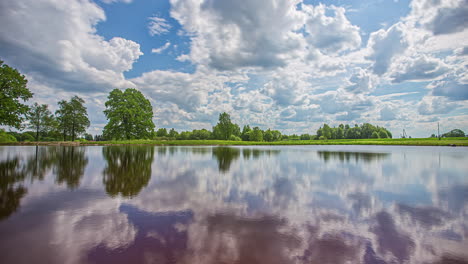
[442,129,465,137]
[26,103,55,141]
[156,128,168,137]
[371,131,379,138]
[0,60,33,129]
[103,88,155,140]
[249,127,263,141]
[264,129,273,142]
[213,112,240,140]
[378,129,389,139]
[241,125,251,141]
[322,124,332,139]
[168,128,178,138]
[56,96,90,141]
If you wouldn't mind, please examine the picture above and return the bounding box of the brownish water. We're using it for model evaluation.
[0,145,467,264]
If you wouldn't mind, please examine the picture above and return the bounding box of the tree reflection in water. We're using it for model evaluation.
[213,147,281,172]
[317,151,390,163]
[102,146,155,198]
[55,147,88,189]
[0,156,27,220]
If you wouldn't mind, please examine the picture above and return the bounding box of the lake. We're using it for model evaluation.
[0,145,467,264]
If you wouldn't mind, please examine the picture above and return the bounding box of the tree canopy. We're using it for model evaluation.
[0,60,33,129]
[442,129,465,137]
[56,96,90,141]
[26,103,56,141]
[103,88,155,140]
[212,112,240,140]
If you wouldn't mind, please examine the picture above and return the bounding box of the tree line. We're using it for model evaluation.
[1,59,466,142]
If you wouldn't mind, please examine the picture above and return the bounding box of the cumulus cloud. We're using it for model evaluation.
[302,4,361,54]
[366,23,409,76]
[148,16,172,36]
[0,0,142,93]
[390,55,450,83]
[101,0,133,4]
[410,0,468,35]
[430,78,468,101]
[344,68,376,94]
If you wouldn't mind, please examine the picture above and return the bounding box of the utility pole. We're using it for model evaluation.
[438,122,440,140]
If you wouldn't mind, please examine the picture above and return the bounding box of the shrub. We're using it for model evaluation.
[0,129,17,143]
[229,135,242,141]
[319,136,327,140]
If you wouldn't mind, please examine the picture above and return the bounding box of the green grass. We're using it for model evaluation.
[3,137,467,146]
[80,137,468,146]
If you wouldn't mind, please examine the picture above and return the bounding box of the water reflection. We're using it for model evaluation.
[55,147,88,189]
[317,151,390,163]
[102,146,155,197]
[0,156,27,219]
[0,145,467,264]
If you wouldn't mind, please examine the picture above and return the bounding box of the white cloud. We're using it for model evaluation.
[0,0,142,93]
[409,0,468,35]
[151,41,171,54]
[390,55,450,83]
[366,23,409,76]
[170,0,306,70]
[344,68,376,94]
[418,96,460,115]
[302,4,361,54]
[148,16,172,36]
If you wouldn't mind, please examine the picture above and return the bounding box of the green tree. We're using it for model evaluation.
[241,125,251,141]
[56,96,90,141]
[322,124,332,139]
[300,134,311,140]
[0,60,33,129]
[371,131,380,138]
[336,127,344,139]
[378,129,389,138]
[361,123,377,139]
[26,103,55,141]
[168,128,178,138]
[156,128,168,137]
[249,127,263,141]
[442,129,465,137]
[103,88,155,140]
[213,112,240,140]
[264,129,273,142]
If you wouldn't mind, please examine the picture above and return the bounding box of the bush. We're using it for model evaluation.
[229,135,242,141]
[0,129,17,143]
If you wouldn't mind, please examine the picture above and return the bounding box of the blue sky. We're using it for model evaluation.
[0,0,467,137]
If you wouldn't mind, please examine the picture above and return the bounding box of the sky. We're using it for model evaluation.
[0,0,467,137]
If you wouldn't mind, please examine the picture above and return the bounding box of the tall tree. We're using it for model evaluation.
[213,112,240,140]
[26,103,55,141]
[56,96,90,141]
[0,60,33,129]
[103,88,155,140]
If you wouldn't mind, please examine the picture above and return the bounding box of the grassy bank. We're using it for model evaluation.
[4,137,467,146]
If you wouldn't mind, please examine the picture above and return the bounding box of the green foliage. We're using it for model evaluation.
[191,129,211,140]
[0,129,17,143]
[264,129,273,142]
[371,131,379,138]
[213,112,240,140]
[0,60,33,129]
[229,135,242,141]
[56,96,90,141]
[84,133,93,141]
[103,88,155,140]
[177,131,192,140]
[249,127,263,141]
[241,125,251,141]
[26,103,56,141]
[300,134,311,140]
[378,129,389,138]
[168,128,179,138]
[156,128,168,137]
[443,129,465,137]
[319,136,326,140]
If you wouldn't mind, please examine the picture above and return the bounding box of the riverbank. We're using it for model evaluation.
[3,137,468,146]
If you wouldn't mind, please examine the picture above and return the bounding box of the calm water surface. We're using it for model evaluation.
[0,145,467,264]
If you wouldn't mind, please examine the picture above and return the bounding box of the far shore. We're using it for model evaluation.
[2,137,468,147]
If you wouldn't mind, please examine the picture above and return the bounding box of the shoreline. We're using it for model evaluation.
[2,138,467,147]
